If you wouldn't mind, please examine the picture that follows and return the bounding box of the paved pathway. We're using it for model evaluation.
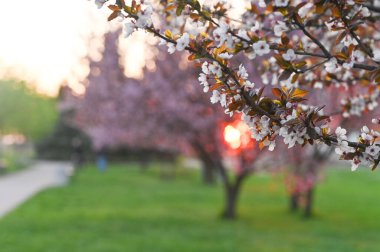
[0,161,73,218]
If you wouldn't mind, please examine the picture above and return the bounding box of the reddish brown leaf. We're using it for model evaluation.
[292,88,308,98]
[108,5,121,11]
[108,11,120,21]
[272,88,283,99]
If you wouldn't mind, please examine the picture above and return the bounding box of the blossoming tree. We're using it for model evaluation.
[89,0,380,172]
[143,63,265,218]
[71,28,273,218]
[280,83,377,216]
[74,31,129,151]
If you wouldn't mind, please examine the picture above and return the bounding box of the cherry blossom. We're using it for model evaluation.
[252,41,270,57]
[89,0,380,171]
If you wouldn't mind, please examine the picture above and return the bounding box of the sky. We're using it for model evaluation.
[0,0,245,96]
[0,0,127,95]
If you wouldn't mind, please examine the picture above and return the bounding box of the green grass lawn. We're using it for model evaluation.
[0,163,380,252]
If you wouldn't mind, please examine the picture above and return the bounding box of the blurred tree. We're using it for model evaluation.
[138,50,271,218]
[36,85,92,161]
[282,89,375,217]
[70,30,270,218]
[0,80,57,140]
[284,145,331,217]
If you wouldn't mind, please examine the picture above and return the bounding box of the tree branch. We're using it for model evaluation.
[293,17,331,58]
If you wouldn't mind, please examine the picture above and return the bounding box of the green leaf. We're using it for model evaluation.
[176,4,184,16]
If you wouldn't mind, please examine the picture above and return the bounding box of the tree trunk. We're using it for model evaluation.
[304,186,314,218]
[191,141,216,185]
[202,164,215,185]
[222,186,239,219]
[289,192,300,212]
[221,174,246,219]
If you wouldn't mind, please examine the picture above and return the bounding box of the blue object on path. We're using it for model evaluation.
[96,154,107,172]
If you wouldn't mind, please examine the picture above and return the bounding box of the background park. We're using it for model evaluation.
[0,0,380,251]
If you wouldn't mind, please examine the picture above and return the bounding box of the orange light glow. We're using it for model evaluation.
[224,125,242,149]
[223,120,252,150]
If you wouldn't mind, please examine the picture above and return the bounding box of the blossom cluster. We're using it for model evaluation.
[341,89,380,117]
[334,125,380,171]
[90,0,380,171]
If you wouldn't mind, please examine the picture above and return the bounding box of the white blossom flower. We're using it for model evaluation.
[237,64,248,79]
[198,73,209,92]
[298,3,313,18]
[185,19,204,37]
[260,115,270,126]
[234,94,241,101]
[262,73,269,85]
[237,29,250,41]
[271,74,278,86]
[342,34,358,47]
[209,62,223,77]
[247,51,257,60]
[335,127,347,141]
[368,101,378,111]
[304,72,316,82]
[213,22,230,46]
[94,0,108,9]
[281,109,297,124]
[202,62,210,74]
[372,118,380,124]
[343,61,354,69]
[362,126,370,134]
[274,21,288,37]
[366,145,380,157]
[372,129,380,137]
[158,39,167,46]
[324,20,335,31]
[341,92,379,117]
[351,157,360,171]
[117,13,124,22]
[219,52,233,59]
[279,126,307,149]
[283,132,297,148]
[297,127,308,141]
[176,33,190,51]
[373,49,380,61]
[243,80,255,89]
[250,21,261,34]
[210,90,221,104]
[220,93,227,107]
[324,58,341,73]
[264,139,276,151]
[167,43,176,54]
[282,49,296,61]
[361,126,373,141]
[253,41,270,56]
[351,50,365,63]
[124,22,135,38]
[274,0,289,7]
[361,7,371,17]
[314,82,323,89]
[258,0,266,8]
[136,5,153,28]
[335,140,354,155]
[250,117,271,141]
